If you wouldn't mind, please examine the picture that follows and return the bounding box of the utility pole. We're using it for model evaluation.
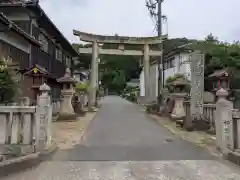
[157,0,163,107]
[146,0,165,107]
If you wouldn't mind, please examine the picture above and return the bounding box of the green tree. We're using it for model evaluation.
[205,33,219,44]
[0,61,16,103]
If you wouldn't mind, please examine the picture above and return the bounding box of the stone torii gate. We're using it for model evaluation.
[73,30,167,109]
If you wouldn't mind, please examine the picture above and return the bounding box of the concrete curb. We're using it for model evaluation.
[0,141,58,177]
[148,114,222,157]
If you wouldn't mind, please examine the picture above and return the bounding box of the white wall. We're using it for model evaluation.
[140,64,160,99]
[74,74,81,82]
[163,53,191,81]
[139,52,191,100]
[140,69,145,96]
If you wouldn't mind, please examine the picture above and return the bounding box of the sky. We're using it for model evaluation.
[39,0,240,43]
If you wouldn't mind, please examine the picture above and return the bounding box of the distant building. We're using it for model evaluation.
[73,70,89,83]
[139,47,192,102]
[0,0,79,101]
[126,79,140,88]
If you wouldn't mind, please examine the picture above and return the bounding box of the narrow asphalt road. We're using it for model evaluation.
[53,96,214,161]
[3,96,240,179]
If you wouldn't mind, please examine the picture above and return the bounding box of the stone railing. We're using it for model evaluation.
[231,110,240,151]
[0,83,52,158]
[0,104,37,155]
[184,101,216,133]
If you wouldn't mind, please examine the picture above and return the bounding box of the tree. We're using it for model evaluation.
[0,60,16,103]
[205,33,218,43]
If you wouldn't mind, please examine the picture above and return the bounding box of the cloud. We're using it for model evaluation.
[40,0,240,43]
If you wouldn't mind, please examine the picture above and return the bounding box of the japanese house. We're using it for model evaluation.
[0,0,79,101]
[0,12,42,102]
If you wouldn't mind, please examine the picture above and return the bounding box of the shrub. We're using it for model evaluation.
[165,74,190,93]
[0,61,17,103]
[75,81,89,94]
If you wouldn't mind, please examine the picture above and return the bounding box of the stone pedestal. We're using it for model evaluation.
[57,68,77,121]
[215,88,233,155]
[171,93,186,120]
[60,88,74,114]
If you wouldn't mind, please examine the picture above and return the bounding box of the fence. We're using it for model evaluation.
[0,83,52,157]
[184,101,216,134]
[232,110,240,151]
[0,105,37,155]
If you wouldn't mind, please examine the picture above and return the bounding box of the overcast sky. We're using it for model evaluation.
[40,0,239,43]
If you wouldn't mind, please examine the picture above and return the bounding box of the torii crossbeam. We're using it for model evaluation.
[73,30,167,109]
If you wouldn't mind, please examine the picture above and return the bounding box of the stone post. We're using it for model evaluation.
[88,41,98,110]
[20,97,32,145]
[189,50,205,130]
[37,83,52,151]
[143,43,150,103]
[215,88,234,155]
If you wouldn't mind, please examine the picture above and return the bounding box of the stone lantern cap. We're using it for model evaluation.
[216,88,228,97]
[39,83,50,91]
[57,68,76,84]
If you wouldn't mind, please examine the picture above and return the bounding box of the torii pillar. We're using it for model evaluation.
[143,43,150,102]
[88,41,98,110]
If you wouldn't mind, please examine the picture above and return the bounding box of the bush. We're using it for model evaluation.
[165,74,190,93]
[75,82,89,94]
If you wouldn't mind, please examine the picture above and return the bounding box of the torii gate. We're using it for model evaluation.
[73,30,167,109]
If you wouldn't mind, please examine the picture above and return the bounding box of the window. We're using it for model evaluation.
[66,56,71,68]
[56,48,62,61]
[39,34,48,52]
[179,55,183,64]
[167,60,171,69]
[170,58,175,68]
[164,62,167,70]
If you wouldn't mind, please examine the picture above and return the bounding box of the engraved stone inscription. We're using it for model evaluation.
[223,118,232,149]
[39,105,49,140]
[190,51,204,118]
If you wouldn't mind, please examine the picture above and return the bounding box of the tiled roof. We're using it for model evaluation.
[0,0,78,56]
[0,12,41,46]
[208,68,230,77]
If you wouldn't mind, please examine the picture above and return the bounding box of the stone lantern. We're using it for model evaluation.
[208,69,230,92]
[208,69,231,101]
[170,78,188,121]
[57,68,76,120]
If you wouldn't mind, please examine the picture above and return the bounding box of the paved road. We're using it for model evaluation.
[3,96,240,179]
[53,96,214,161]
